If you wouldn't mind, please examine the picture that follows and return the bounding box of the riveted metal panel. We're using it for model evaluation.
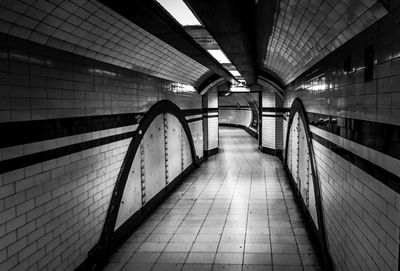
[308,156,318,229]
[166,113,183,183]
[290,114,300,188]
[298,119,309,206]
[143,114,166,200]
[115,150,142,230]
[182,126,193,170]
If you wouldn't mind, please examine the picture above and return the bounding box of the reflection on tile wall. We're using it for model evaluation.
[0,0,210,86]
[0,33,201,123]
[283,5,400,271]
[285,5,400,126]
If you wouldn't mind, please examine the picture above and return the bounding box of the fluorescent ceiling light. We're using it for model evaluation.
[156,0,201,26]
[207,49,231,64]
[230,70,241,77]
[231,86,250,92]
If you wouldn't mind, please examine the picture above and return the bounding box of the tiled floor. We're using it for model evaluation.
[104,127,320,271]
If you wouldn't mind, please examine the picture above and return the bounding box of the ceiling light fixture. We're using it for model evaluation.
[230,70,241,77]
[155,0,202,26]
[207,49,231,64]
[230,86,250,92]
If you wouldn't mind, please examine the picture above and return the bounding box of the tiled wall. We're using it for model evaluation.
[264,0,388,84]
[202,90,219,153]
[283,6,400,271]
[0,33,203,270]
[313,131,399,270]
[284,5,400,126]
[261,90,283,152]
[0,0,210,86]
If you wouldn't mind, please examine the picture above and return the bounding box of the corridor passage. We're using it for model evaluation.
[105,128,320,271]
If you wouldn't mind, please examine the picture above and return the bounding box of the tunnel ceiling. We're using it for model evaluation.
[0,0,389,89]
[266,0,388,84]
[184,0,388,86]
[0,0,228,87]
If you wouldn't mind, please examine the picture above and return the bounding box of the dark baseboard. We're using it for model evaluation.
[197,155,205,164]
[283,165,333,271]
[76,162,201,271]
[204,147,219,157]
[259,146,282,159]
[219,123,258,139]
[276,150,283,161]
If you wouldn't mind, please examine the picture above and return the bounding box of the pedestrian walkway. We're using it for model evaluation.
[104,127,320,271]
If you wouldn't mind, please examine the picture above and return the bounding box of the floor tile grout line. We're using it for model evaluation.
[150,165,219,271]
[275,167,305,270]
[265,165,273,269]
[178,166,230,270]
[211,166,242,267]
[150,165,218,271]
[242,165,254,270]
[118,165,208,271]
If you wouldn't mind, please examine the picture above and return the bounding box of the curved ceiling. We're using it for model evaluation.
[0,0,389,89]
[0,0,211,86]
[185,0,388,87]
[264,0,388,84]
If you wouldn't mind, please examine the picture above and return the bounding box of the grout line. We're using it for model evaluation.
[275,167,305,271]
[242,165,254,269]
[265,166,273,269]
[210,166,242,266]
[116,165,208,271]
[179,166,230,270]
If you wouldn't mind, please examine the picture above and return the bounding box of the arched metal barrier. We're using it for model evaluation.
[80,100,199,270]
[284,98,333,270]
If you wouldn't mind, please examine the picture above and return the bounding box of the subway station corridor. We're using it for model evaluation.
[1,1,400,270]
[105,128,319,271]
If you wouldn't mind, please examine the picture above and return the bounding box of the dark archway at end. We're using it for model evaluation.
[284,98,333,270]
[80,100,199,270]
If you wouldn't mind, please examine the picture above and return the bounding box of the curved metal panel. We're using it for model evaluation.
[284,98,332,270]
[115,150,142,230]
[143,114,166,201]
[85,100,199,269]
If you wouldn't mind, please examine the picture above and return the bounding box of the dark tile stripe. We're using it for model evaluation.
[307,112,400,161]
[0,132,135,174]
[219,105,251,109]
[312,132,400,194]
[182,108,203,116]
[262,113,284,117]
[0,109,204,149]
[219,107,252,111]
[0,113,143,149]
[203,115,219,119]
[262,107,290,113]
[187,117,203,123]
[262,114,277,117]
[203,108,218,113]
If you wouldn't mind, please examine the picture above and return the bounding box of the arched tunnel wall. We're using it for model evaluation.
[218,92,260,135]
[219,93,253,128]
[282,12,400,271]
[0,33,204,270]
